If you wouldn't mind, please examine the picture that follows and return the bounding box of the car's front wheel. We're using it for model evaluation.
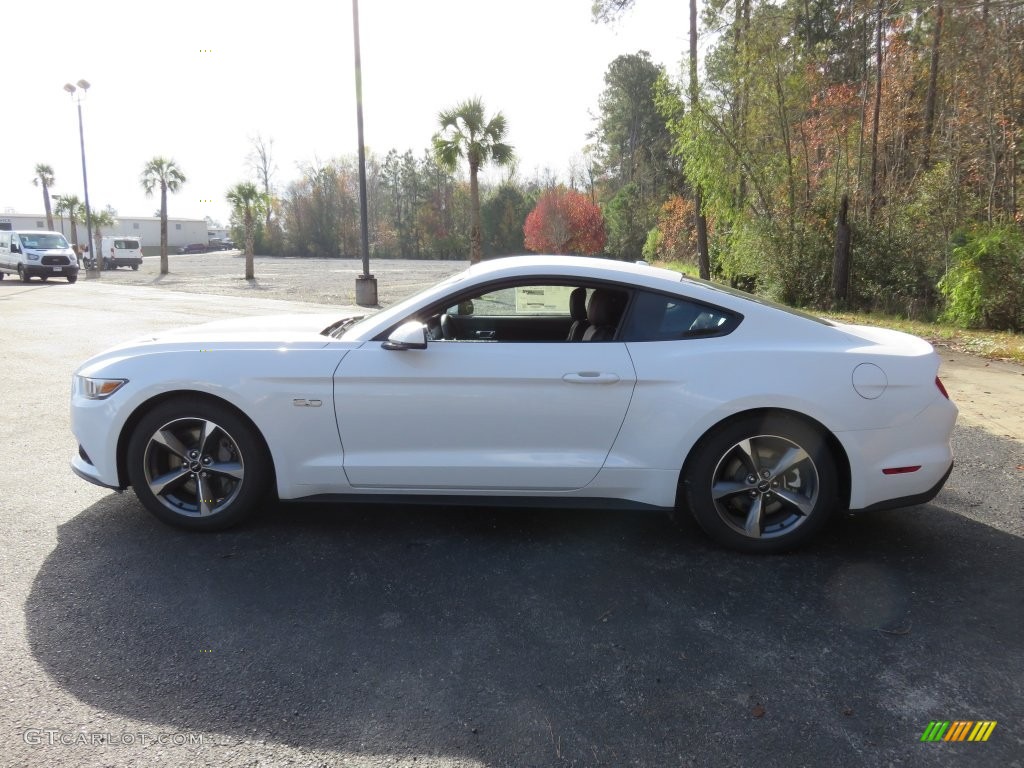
[680,414,838,553]
[126,398,272,531]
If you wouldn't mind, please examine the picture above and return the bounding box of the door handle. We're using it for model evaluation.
[474,330,496,339]
[562,372,621,384]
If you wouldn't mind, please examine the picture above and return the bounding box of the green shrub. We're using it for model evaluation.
[938,226,1024,331]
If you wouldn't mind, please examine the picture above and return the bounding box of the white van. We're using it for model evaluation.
[100,236,143,270]
[0,230,79,283]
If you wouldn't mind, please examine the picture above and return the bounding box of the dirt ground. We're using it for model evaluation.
[937,350,1024,444]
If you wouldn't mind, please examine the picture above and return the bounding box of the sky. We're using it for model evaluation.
[2,0,689,227]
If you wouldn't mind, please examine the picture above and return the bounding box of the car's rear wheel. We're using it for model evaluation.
[679,414,838,553]
[67,274,78,284]
[126,398,271,531]
[131,264,139,271]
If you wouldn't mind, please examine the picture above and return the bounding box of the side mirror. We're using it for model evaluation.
[382,321,428,351]
[11,244,21,254]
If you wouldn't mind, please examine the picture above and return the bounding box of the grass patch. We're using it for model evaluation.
[652,259,1024,364]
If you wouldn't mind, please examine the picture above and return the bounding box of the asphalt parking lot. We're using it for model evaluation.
[0,258,1022,768]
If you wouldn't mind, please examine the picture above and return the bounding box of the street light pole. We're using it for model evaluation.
[351,0,377,307]
[64,79,96,276]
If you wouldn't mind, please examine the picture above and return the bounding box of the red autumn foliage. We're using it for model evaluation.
[656,194,698,263]
[523,187,606,255]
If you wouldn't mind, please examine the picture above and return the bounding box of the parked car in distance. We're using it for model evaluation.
[208,239,237,251]
[69,256,958,553]
[179,243,208,254]
[101,236,143,270]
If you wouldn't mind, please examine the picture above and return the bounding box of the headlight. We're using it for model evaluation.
[28,253,41,260]
[77,376,128,399]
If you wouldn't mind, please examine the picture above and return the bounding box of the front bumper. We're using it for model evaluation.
[71,454,123,490]
[26,262,79,278]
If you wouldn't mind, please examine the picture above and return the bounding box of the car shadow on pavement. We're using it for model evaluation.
[26,435,1024,766]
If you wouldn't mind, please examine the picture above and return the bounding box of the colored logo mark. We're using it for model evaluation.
[920,721,997,742]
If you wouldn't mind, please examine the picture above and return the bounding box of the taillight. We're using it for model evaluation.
[935,376,950,399]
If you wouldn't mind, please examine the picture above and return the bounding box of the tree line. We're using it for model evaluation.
[33,0,1023,330]
[592,0,1023,329]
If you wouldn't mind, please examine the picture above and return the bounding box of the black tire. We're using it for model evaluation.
[679,414,838,553]
[67,274,78,284]
[126,397,272,531]
[41,276,48,282]
[131,264,139,271]
[18,266,30,283]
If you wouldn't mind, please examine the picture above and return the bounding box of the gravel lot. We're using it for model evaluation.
[89,251,465,308]
[0,258,1021,768]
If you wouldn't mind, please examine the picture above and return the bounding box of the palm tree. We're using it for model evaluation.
[32,164,56,230]
[91,209,117,268]
[140,157,186,275]
[54,194,83,247]
[433,98,515,264]
[226,182,268,280]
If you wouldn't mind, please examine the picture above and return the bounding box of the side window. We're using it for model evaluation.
[418,282,630,343]
[620,290,739,341]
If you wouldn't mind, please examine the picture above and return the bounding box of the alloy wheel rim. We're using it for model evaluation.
[710,434,820,539]
[142,417,245,517]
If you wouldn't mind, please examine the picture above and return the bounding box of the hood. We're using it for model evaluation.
[136,312,365,346]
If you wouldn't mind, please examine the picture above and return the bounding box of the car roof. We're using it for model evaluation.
[464,255,684,285]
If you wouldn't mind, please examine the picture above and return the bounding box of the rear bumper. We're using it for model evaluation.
[839,396,958,510]
[857,461,953,512]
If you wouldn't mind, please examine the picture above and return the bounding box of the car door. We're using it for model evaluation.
[333,305,637,491]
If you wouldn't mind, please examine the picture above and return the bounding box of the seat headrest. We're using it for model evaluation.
[587,289,626,327]
[569,287,588,321]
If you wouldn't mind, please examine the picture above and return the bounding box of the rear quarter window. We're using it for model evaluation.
[620,290,741,341]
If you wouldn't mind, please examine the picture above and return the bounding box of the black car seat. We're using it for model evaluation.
[566,287,590,341]
[582,289,626,341]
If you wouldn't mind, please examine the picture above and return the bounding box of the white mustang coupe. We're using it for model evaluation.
[70,256,957,552]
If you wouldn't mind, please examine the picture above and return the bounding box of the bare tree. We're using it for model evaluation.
[922,1,945,166]
[689,0,710,278]
[868,0,884,223]
[248,133,277,233]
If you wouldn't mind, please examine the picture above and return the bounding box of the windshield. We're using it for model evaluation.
[19,233,69,250]
[339,268,473,340]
